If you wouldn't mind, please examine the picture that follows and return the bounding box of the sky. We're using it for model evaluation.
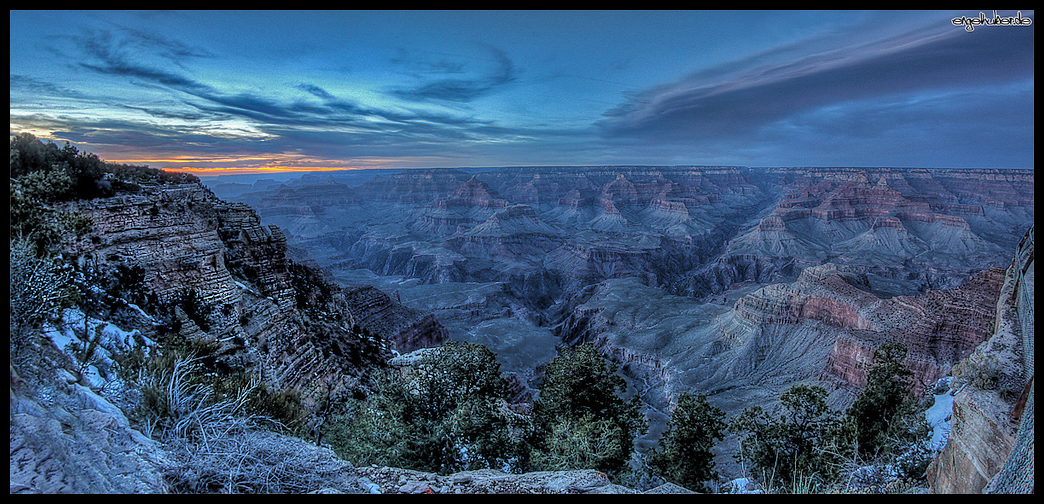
[9,10,1035,175]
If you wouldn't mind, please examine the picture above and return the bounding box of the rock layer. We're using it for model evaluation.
[59,180,446,403]
[222,166,1033,307]
[926,227,1034,494]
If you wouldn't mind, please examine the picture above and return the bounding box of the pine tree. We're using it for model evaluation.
[650,392,726,492]
[731,384,849,490]
[529,343,647,477]
[846,342,923,459]
[323,342,517,474]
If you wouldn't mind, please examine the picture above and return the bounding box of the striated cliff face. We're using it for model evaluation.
[547,259,1008,478]
[57,180,446,403]
[224,166,1032,308]
[341,285,449,353]
[926,227,1034,494]
[823,266,1005,395]
[556,262,1004,411]
[223,166,774,298]
[727,167,1033,294]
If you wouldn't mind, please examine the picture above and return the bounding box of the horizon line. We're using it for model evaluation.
[163,164,1036,177]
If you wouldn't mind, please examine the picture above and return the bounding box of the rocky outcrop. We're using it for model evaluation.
[821,266,1004,395]
[57,180,445,403]
[342,285,449,353]
[729,167,1033,291]
[225,166,775,300]
[9,325,372,494]
[10,319,172,493]
[213,165,1031,483]
[926,227,1034,494]
[353,466,691,494]
[352,168,472,204]
[228,166,1032,307]
[552,260,1006,443]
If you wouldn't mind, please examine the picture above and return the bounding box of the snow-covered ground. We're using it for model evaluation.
[725,477,761,494]
[924,377,955,452]
[42,308,155,389]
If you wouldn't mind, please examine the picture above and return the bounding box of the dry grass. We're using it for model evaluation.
[137,356,358,493]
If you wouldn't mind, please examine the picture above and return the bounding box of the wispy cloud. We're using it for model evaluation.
[597,19,1034,147]
[296,83,336,101]
[11,11,1033,170]
[43,24,536,166]
[387,46,519,103]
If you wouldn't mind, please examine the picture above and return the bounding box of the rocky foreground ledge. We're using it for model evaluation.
[9,333,689,494]
[350,466,693,494]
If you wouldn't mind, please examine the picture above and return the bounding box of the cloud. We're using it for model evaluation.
[387,46,518,103]
[40,25,543,168]
[597,18,1035,146]
[74,31,209,92]
[103,22,215,67]
[296,83,336,101]
[10,74,95,102]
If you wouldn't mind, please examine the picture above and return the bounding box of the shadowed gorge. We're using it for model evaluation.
[213,166,1032,471]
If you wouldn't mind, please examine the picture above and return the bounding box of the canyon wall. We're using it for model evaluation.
[58,180,447,403]
[221,166,1033,306]
[926,227,1034,494]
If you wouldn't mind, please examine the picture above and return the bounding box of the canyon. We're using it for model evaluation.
[212,165,1033,479]
[11,159,1033,492]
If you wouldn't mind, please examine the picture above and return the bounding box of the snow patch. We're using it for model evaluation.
[725,477,761,494]
[126,302,157,323]
[925,377,955,452]
[42,308,155,389]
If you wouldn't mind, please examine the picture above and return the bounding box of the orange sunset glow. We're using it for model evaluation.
[165,166,372,177]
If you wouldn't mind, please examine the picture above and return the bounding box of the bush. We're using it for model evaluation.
[10,177,93,256]
[731,384,851,491]
[323,342,519,474]
[952,352,1001,390]
[167,289,215,332]
[164,428,354,494]
[246,384,309,436]
[10,133,198,201]
[110,264,151,307]
[529,413,631,472]
[133,356,256,442]
[9,239,80,358]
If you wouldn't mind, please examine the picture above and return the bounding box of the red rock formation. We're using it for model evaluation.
[822,267,1004,394]
[731,266,877,330]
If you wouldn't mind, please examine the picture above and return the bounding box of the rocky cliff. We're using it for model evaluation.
[56,179,447,403]
[8,168,454,493]
[11,161,694,494]
[10,336,172,493]
[926,227,1034,494]
[726,167,1033,295]
[555,261,1005,419]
